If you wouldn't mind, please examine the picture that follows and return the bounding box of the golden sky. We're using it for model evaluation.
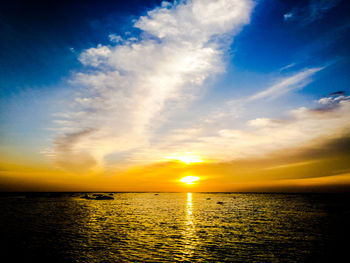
[1,131,350,192]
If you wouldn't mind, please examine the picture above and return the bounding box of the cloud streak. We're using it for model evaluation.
[246,67,323,101]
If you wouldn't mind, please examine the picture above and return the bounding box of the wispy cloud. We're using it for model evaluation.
[201,66,324,125]
[52,0,255,171]
[284,0,341,24]
[246,67,323,101]
[279,62,296,72]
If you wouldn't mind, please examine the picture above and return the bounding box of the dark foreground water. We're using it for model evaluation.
[0,193,349,262]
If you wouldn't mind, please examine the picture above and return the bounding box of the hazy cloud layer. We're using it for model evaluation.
[128,94,350,164]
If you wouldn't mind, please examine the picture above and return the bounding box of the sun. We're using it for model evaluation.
[180,176,200,185]
[165,155,204,165]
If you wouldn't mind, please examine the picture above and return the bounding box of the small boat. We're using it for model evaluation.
[81,193,114,200]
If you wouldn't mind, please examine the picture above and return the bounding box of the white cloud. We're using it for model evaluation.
[52,0,255,170]
[78,44,111,67]
[318,94,350,106]
[108,34,123,43]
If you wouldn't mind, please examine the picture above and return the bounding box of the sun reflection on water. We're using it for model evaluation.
[182,192,196,259]
[187,193,193,216]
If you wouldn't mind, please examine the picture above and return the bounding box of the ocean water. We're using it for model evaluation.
[0,193,349,262]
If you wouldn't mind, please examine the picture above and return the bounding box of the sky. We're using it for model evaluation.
[1,0,350,192]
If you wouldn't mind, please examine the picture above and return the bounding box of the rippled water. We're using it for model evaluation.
[0,193,349,262]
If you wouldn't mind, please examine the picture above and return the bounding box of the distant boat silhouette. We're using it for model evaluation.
[81,194,114,200]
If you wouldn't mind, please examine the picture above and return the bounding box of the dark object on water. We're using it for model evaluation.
[154,193,159,195]
[96,195,114,200]
[206,198,211,200]
[81,194,114,200]
[217,201,224,205]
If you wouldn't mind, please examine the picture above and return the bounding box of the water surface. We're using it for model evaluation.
[0,193,349,262]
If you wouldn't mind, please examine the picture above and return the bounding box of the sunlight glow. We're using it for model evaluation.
[180,176,200,185]
[165,155,204,165]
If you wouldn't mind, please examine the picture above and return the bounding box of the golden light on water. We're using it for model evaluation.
[180,176,200,185]
[182,192,195,259]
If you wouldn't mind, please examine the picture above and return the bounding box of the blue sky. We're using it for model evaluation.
[1,0,350,183]
[1,0,349,92]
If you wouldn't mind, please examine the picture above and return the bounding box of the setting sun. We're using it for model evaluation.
[180,176,200,185]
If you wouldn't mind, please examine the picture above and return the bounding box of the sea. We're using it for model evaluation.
[0,193,349,262]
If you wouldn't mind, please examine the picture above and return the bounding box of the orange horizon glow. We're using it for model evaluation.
[1,145,350,193]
